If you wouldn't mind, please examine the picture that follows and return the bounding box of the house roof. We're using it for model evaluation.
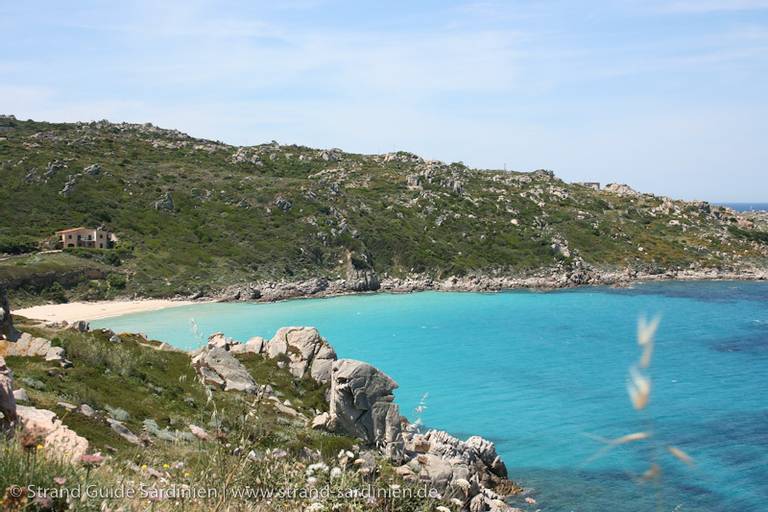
[56,227,88,234]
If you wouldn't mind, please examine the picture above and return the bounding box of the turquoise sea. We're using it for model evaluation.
[92,282,768,512]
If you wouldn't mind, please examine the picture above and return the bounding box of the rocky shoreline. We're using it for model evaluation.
[189,327,519,511]
[209,263,768,304]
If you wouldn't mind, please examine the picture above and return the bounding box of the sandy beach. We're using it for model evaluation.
[15,299,199,323]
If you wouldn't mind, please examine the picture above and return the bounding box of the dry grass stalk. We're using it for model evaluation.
[637,315,661,368]
[667,446,694,466]
[627,366,651,411]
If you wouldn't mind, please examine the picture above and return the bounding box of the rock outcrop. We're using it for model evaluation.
[153,191,174,211]
[0,356,17,432]
[257,278,330,301]
[107,418,142,445]
[604,183,639,196]
[16,405,89,462]
[312,350,516,511]
[342,251,381,292]
[265,327,337,384]
[322,359,404,462]
[219,283,261,301]
[1,332,70,366]
[191,347,258,393]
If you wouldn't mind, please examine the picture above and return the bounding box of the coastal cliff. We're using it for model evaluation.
[1,116,767,307]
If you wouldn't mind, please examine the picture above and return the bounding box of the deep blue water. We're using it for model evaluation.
[717,202,768,212]
[92,282,768,512]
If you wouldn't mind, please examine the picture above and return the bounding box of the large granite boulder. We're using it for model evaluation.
[0,356,17,432]
[191,347,258,393]
[0,333,68,365]
[324,359,404,461]
[266,327,337,384]
[16,405,89,462]
[0,287,20,341]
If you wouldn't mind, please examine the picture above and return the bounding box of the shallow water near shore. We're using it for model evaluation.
[93,281,768,512]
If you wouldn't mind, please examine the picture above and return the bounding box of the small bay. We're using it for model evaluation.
[93,281,768,511]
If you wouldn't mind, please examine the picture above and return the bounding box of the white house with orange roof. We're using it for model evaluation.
[56,227,117,249]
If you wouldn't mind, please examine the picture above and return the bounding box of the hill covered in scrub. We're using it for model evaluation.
[1,114,767,305]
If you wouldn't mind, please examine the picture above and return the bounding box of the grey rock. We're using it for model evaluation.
[143,418,194,442]
[3,332,51,357]
[402,429,512,507]
[245,336,266,354]
[265,327,337,384]
[105,405,130,421]
[198,366,225,388]
[192,347,258,393]
[604,183,639,196]
[219,283,260,301]
[57,401,77,411]
[274,195,293,212]
[21,377,45,390]
[44,160,66,179]
[107,418,142,445]
[68,320,90,332]
[207,332,233,350]
[153,192,174,211]
[257,278,329,301]
[59,174,81,196]
[45,346,66,363]
[83,163,102,175]
[13,388,29,402]
[466,435,507,478]
[109,335,122,344]
[79,404,95,417]
[311,412,330,430]
[327,359,403,461]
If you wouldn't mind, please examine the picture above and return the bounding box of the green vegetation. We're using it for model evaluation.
[2,317,438,511]
[1,116,766,306]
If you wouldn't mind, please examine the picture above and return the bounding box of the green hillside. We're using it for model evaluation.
[1,115,766,304]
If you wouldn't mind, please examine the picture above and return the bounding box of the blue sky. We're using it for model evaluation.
[2,1,766,201]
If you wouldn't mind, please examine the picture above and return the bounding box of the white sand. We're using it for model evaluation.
[16,299,199,323]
